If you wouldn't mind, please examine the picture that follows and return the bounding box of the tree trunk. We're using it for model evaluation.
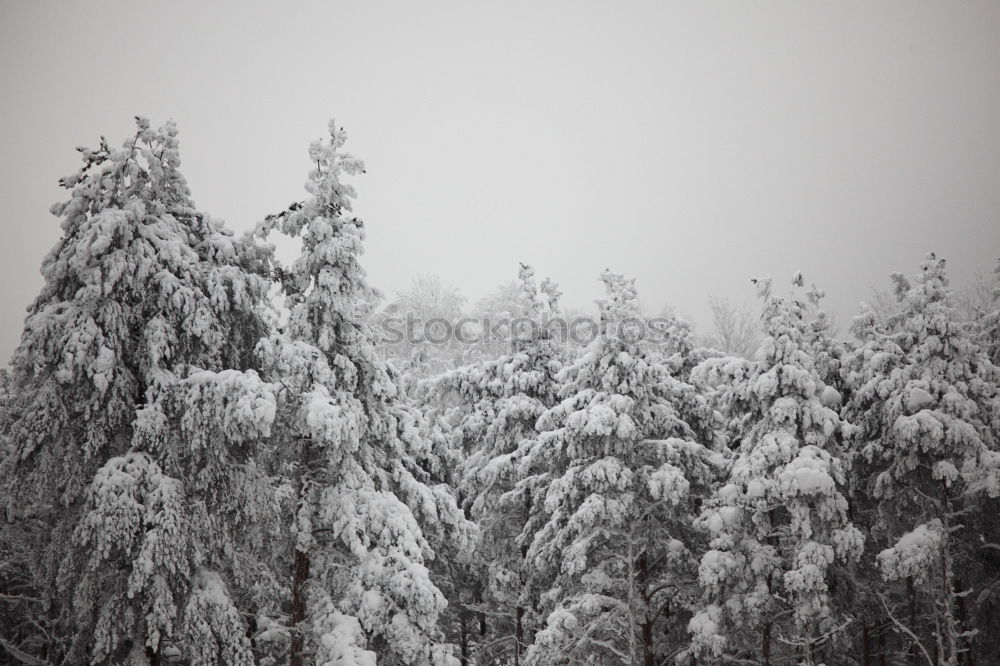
[642,621,654,666]
[146,645,161,666]
[290,435,316,666]
[515,605,524,666]
[460,608,469,666]
[940,545,959,666]
[290,548,311,666]
[863,622,872,666]
[515,488,531,663]
[940,487,962,666]
[908,578,918,666]
[763,510,777,666]
[763,622,772,666]
[954,575,973,666]
[638,554,654,666]
[475,584,487,638]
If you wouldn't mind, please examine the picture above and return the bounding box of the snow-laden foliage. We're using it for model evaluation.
[0,117,272,664]
[311,604,377,666]
[5,115,1000,666]
[688,274,862,665]
[256,121,473,666]
[843,253,1000,665]
[802,282,850,395]
[71,452,189,662]
[73,367,279,662]
[845,255,1000,505]
[517,271,722,666]
[977,258,1000,366]
[183,569,258,666]
[426,264,565,663]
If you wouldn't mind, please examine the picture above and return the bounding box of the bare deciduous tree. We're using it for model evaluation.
[699,295,761,359]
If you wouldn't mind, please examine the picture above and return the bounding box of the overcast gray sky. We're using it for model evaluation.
[2,0,999,364]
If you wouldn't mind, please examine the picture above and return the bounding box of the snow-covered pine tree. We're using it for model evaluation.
[428,264,565,664]
[802,283,850,399]
[977,258,1000,366]
[0,117,275,664]
[256,120,472,666]
[842,254,1000,665]
[646,309,726,455]
[517,271,721,666]
[413,348,503,663]
[462,278,546,363]
[688,273,862,665]
[387,368,474,666]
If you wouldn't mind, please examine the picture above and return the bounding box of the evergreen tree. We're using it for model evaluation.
[688,274,862,665]
[430,264,565,664]
[0,117,273,664]
[802,282,850,398]
[842,254,1000,665]
[256,120,472,666]
[977,258,1000,366]
[518,271,721,666]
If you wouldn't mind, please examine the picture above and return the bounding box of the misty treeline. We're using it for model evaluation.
[0,118,998,666]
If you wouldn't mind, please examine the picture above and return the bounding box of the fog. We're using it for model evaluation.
[3,0,999,363]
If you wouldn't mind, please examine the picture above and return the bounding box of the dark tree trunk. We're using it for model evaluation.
[763,622,772,666]
[290,436,316,666]
[642,621,655,666]
[863,622,872,666]
[515,605,524,666]
[460,608,469,666]
[516,489,531,662]
[246,613,258,648]
[290,547,311,666]
[475,585,487,638]
[638,553,654,666]
[762,510,777,666]
[908,578,918,666]
[146,645,161,666]
[955,575,973,666]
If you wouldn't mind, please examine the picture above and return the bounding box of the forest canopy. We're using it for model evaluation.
[1,118,999,666]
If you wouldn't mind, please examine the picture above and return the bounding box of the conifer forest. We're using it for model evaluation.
[1,117,999,666]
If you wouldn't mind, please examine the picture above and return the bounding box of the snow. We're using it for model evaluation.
[820,385,842,408]
[314,608,376,666]
[769,396,799,423]
[183,569,255,665]
[688,604,726,657]
[580,456,632,493]
[906,386,935,412]
[933,460,959,486]
[7,117,1000,666]
[878,520,944,583]
[647,463,689,504]
[746,478,766,500]
[779,447,835,496]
